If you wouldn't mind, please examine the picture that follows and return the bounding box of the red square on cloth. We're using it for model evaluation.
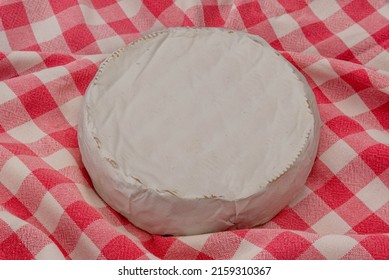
[277,0,307,13]
[353,214,389,234]
[272,208,311,231]
[63,24,96,53]
[102,236,144,260]
[43,54,76,68]
[0,2,30,29]
[2,142,36,156]
[69,63,99,94]
[33,169,73,190]
[265,232,312,259]
[4,197,33,220]
[342,0,376,22]
[203,5,225,26]
[360,235,389,260]
[371,25,389,49]
[0,233,34,260]
[91,0,118,9]
[108,19,138,35]
[143,0,175,18]
[301,22,334,45]
[142,235,177,259]
[360,144,389,176]
[18,85,58,119]
[315,176,354,210]
[49,0,78,14]
[371,101,389,130]
[65,201,102,231]
[336,48,361,64]
[326,116,365,138]
[49,127,78,148]
[341,69,373,92]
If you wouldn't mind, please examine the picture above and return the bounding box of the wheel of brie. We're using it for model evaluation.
[78,28,320,235]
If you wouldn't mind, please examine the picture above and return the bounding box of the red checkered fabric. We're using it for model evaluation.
[1,0,388,260]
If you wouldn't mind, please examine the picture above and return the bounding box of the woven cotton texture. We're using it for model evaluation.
[0,0,388,260]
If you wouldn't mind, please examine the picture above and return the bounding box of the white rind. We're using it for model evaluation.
[78,28,321,235]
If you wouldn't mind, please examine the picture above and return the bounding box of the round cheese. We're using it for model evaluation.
[78,28,321,235]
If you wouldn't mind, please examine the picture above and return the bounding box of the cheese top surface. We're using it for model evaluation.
[87,28,313,200]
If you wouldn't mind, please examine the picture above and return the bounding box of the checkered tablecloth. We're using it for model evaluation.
[1,0,388,260]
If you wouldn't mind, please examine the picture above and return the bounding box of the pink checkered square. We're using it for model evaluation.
[336,197,372,227]
[24,0,55,22]
[4,25,39,51]
[0,98,31,131]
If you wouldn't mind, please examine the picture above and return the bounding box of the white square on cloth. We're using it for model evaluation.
[309,0,341,20]
[319,139,358,174]
[31,16,62,43]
